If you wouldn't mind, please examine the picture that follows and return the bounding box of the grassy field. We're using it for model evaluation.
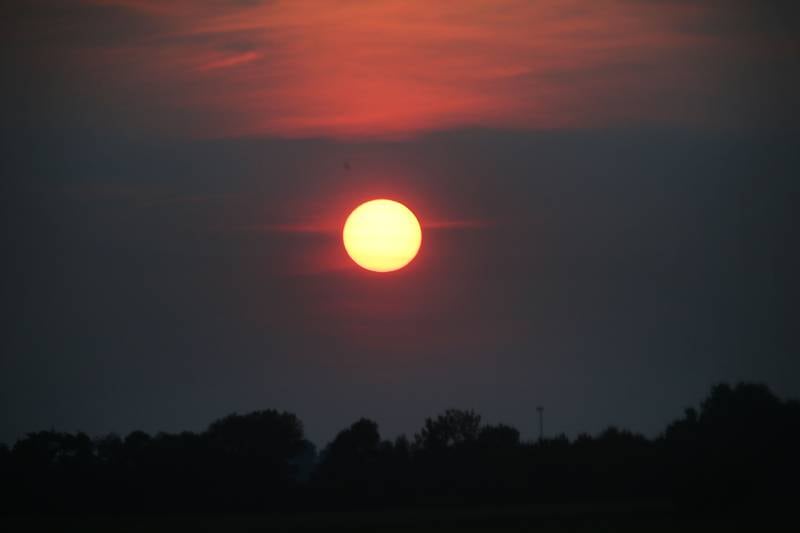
[3,503,795,533]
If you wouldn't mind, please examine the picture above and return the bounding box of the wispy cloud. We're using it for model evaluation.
[425,219,492,230]
[240,223,334,234]
[10,0,798,137]
[238,219,491,235]
[196,51,259,71]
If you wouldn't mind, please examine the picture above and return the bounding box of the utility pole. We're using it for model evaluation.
[536,406,544,442]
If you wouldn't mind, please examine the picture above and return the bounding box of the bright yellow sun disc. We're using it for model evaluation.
[343,199,422,272]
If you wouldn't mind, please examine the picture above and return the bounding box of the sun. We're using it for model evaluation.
[343,199,422,272]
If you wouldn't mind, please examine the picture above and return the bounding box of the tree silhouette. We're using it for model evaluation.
[315,418,383,493]
[206,410,305,462]
[415,409,482,451]
[2,382,798,513]
[203,410,307,508]
[478,424,521,449]
[661,382,800,504]
[0,443,9,465]
[12,431,93,467]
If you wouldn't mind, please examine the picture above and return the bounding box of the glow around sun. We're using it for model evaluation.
[343,199,422,272]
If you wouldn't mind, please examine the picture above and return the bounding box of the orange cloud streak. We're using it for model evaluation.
[71,0,779,137]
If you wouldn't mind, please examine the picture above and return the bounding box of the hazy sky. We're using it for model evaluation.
[2,0,798,447]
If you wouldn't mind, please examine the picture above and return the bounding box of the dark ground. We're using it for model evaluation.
[3,504,795,533]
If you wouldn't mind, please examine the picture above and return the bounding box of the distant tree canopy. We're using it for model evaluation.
[206,410,305,460]
[315,418,384,490]
[415,409,482,450]
[11,431,94,468]
[660,383,800,502]
[1,383,798,513]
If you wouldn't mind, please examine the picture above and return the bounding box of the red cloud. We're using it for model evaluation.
[57,0,795,137]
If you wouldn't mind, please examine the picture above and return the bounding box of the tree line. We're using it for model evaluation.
[1,382,798,512]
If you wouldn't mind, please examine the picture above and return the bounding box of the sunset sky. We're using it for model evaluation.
[2,0,798,446]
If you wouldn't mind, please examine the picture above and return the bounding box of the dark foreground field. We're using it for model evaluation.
[3,504,794,533]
